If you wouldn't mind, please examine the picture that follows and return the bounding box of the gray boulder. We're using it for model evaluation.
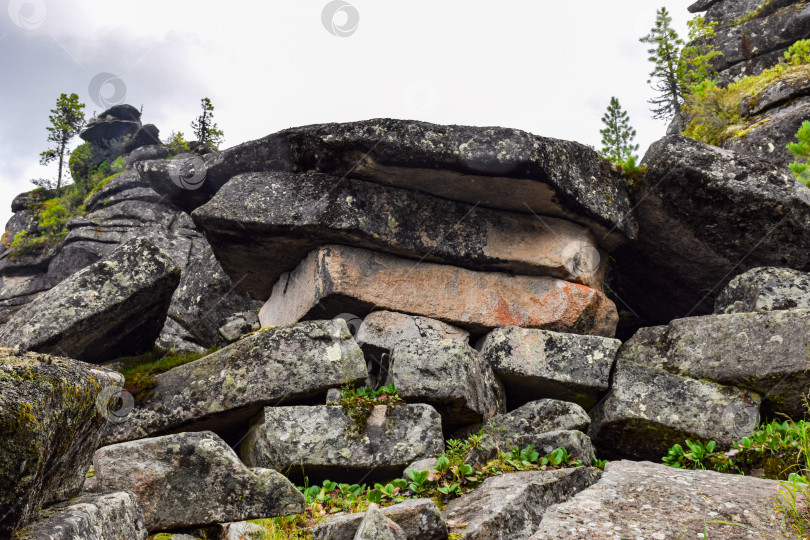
[461,400,594,467]
[618,310,810,419]
[17,491,147,540]
[442,467,601,540]
[313,499,447,540]
[589,359,762,460]
[93,431,305,531]
[240,404,444,482]
[614,135,810,323]
[141,119,637,249]
[531,460,786,539]
[0,349,123,536]
[715,266,810,313]
[0,238,180,362]
[479,326,620,410]
[191,170,607,299]
[385,338,505,430]
[352,504,406,540]
[124,144,170,166]
[104,319,366,444]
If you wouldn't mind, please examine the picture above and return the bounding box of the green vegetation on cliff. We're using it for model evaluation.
[788,120,810,187]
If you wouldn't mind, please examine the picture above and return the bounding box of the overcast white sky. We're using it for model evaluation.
[0,0,697,229]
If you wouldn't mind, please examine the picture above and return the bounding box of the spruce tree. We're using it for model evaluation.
[600,97,639,164]
[190,97,224,149]
[39,93,86,190]
[640,8,685,128]
[788,120,810,187]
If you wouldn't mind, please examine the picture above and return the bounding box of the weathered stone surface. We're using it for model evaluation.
[17,491,147,540]
[218,311,260,343]
[192,171,607,299]
[530,460,784,539]
[259,245,619,337]
[744,70,810,117]
[352,504,406,540]
[216,522,266,540]
[725,96,810,168]
[385,338,505,430]
[105,320,366,444]
[125,144,170,166]
[716,48,791,86]
[313,498,447,540]
[589,359,762,460]
[715,266,810,313]
[614,135,810,323]
[442,468,601,540]
[688,0,722,13]
[479,326,620,410]
[141,119,637,248]
[82,171,163,213]
[619,310,810,419]
[0,350,123,536]
[93,431,305,531]
[357,310,469,385]
[240,404,444,482]
[0,238,180,362]
[704,0,798,27]
[462,400,594,467]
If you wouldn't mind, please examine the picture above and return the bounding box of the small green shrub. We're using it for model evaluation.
[788,120,810,187]
[785,39,810,66]
[165,131,190,158]
[338,382,405,428]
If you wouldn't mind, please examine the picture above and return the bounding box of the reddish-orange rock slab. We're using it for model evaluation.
[259,245,618,337]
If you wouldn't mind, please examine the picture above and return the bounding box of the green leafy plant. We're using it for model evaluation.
[338,382,405,428]
[785,39,810,66]
[788,120,810,187]
[165,131,191,158]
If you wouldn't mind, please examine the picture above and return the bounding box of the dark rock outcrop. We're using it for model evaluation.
[715,266,810,313]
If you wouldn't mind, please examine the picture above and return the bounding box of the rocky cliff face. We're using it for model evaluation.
[1,3,809,538]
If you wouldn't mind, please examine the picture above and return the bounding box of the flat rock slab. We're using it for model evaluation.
[17,491,147,540]
[442,467,601,540]
[142,119,637,248]
[613,135,810,323]
[530,460,785,539]
[192,171,606,299]
[716,266,810,314]
[259,245,619,337]
[0,237,180,362]
[313,498,447,540]
[480,326,620,410]
[620,310,810,419]
[386,338,505,430]
[0,349,123,536]
[462,399,594,467]
[105,320,366,444]
[589,359,762,460]
[93,431,305,531]
[356,310,469,385]
[240,404,444,482]
[352,504,406,540]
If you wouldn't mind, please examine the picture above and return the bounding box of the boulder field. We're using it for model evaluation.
[2,3,809,534]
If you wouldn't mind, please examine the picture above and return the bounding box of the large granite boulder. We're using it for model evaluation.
[530,460,785,539]
[240,404,444,482]
[93,431,305,531]
[614,135,810,323]
[105,319,366,444]
[618,310,810,419]
[192,170,606,299]
[461,400,594,467]
[17,491,147,540]
[0,350,123,536]
[259,245,619,337]
[313,499,447,540]
[479,326,620,410]
[385,338,505,430]
[442,468,601,540]
[589,359,762,460]
[715,266,810,313]
[139,119,637,248]
[0,238,180,362]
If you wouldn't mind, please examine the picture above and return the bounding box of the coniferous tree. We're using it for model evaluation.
[600,97,639,164]
[640,8,685,128]
[788,120,810,187]
[39,93,86,189]
[190,97,224,149]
